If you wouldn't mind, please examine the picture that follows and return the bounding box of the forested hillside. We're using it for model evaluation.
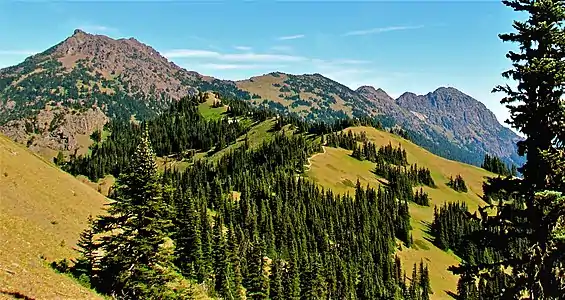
[0,29,522,169]
[2,0,565,298]
[54,94,432,299]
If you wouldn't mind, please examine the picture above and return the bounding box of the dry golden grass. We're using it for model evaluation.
[236,73,326,112]
[0,134,108,299]
[236,73,290,105]
[76,174,116,197]
[307,126,495,299]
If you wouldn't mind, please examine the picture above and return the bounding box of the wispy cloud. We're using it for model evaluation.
[78,24,117,34]
[277,34,305,41]
[198,63,286,70]
[0,50,38,56]
[343,25,424,36]
[163,49,307,63]
[163,49,220,58]
[234,46,252,51]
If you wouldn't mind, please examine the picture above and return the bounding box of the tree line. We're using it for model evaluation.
[56,108,428,298]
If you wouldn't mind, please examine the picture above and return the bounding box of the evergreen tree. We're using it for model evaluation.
[451,0,565,298]
[94,128,191,299]
[73,215,98,285]
[457,272,478,300]
[269,259,285,300]
[54,151,65,166]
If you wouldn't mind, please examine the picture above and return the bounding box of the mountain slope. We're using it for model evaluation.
[0,29,523,167]
[235,72,379,119]
[0,29,202,158]
[306,126,495,299]
[395,87,522,164]
[0,133,107,299]
[236,74,523,166]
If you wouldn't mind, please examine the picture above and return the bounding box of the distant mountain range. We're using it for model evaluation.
[0,29,523,166]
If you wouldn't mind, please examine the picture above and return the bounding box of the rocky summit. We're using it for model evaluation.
[0,29,522,166]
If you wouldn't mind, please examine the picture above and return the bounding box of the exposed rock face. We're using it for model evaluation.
[0,29,523,166]
[395,87,522,161]
[52,29,201,101]
[0,29,202,154]
[0,106,108,153]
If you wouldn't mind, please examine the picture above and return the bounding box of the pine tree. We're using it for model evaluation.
[419,261,431,300]
[94,128,191,299]
[450,0,565,298]
[73,215,98,285]
[245,239,269,300]
[213,216,235,299]
[54,151,65,166]
[457,272,478,300]
[409,262,419,299]
[269,259,284,300]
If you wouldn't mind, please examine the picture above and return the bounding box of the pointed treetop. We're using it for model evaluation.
[130,124,157,177]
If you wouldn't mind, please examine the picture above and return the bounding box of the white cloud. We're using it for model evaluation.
[163,49,307,63]
[163,49,221,58]
[221,53,306,63]
[234,46,252,51]
[198,63,286,70]
[277,34,305,41]
[343,25,424,36]
[0,50,38,56]
[78,24,117,34]
[270,45,293,52]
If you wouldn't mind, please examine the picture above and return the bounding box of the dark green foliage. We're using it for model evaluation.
[93,130,191,299]
[481,154,516,177]
[68,120,414,298]
[451,0,565,296]
[413,188,430,206]
[54,151,65,166]
[430,202,502,265]
[64,94,253,180]
[447,175,467,192]
[324,130,366,149]
[352,141,408,166]
[90,130,102,143]
[374,161,436,189]
[378,142,408,166]
[457,273,479,300]
[59,86,426,298]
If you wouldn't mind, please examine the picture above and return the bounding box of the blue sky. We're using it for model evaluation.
[0,1,520,129]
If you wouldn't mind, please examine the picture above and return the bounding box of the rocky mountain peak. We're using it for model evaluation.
[356,86,394,102]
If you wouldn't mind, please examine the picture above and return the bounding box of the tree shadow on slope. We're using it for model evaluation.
[0,289,37,300]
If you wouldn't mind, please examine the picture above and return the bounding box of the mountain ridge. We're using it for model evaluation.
[0,29,523,166]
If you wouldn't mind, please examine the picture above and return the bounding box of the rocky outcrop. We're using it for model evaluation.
[0,106,108,153]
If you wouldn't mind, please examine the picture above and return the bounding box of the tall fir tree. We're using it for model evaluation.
[73,215,98,285]
[94,128,192,299]
[451,0,565,298]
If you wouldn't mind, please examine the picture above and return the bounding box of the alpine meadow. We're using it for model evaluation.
[1,0,564,299]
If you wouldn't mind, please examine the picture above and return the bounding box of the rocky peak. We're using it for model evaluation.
[356,86,394,102]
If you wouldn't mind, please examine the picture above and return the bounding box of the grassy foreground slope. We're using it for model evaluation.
[0,134,108,299]
[307,126,494,300]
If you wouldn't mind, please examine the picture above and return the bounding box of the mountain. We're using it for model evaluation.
[0,29,523,166]
[395,87,522,164]
[235,72,380,119]
[0,29,202,157]
[234,73,522,166]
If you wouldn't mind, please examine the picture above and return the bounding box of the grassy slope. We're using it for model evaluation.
[0,134,107,299]
[306,126,494,299]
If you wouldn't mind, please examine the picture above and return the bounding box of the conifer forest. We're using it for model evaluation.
[8,0,565,299]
